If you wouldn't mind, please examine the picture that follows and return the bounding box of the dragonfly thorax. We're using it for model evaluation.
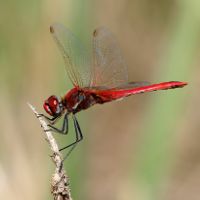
[64,88,99,114]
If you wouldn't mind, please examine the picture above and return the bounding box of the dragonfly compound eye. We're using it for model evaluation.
[43,95,61,116]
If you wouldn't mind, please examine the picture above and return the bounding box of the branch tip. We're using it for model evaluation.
[28,103,73,200]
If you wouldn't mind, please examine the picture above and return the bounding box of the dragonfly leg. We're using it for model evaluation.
[37,113,60,125]
[59,114,83,159]
[47,113,68,135]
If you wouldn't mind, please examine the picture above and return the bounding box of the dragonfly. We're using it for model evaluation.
[39,23,187,155]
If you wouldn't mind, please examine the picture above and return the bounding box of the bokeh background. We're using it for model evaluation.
[0,0,198,200]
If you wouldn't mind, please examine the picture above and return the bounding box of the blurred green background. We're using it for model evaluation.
[0,0,198,200]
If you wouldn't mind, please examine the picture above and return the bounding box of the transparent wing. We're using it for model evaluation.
[91,27,128,88]
[87,81,150,91]
[114,81,150,89]
[50,23,91,87]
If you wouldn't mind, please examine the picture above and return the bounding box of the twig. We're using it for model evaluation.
[28,103,73,200]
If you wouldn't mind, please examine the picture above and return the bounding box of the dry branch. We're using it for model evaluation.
[28,103,73,200]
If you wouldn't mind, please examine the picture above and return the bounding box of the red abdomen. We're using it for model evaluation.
[88,81,187,102]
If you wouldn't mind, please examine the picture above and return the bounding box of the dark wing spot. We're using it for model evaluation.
[93,29,98,37]
[50,26,54,33]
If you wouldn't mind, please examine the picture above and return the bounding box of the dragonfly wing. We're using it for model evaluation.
[114,81,151,89]
[50,23,91,87]
[91,27,128,88]
[86,81,150,90]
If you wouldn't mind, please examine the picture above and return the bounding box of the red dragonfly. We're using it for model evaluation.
[40,23,187,153]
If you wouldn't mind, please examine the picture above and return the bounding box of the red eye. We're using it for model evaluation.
[43,103,52,116]
[43,95,60,116]
[48,96,59,108]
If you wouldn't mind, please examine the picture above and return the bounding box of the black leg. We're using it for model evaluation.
[59,114,83,152]
[37,113,60,125]
[48,113,69,135]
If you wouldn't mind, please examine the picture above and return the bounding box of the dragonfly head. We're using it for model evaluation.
[43,95,63,117]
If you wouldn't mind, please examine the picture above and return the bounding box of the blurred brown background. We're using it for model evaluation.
[0,0,198,200]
